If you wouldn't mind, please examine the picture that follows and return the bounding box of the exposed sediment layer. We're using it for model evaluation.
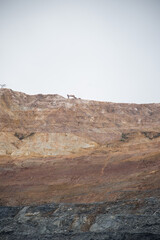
[0,88,160,206]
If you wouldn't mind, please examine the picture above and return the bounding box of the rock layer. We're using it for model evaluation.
[0,88,160,206]
[0,197,160,240]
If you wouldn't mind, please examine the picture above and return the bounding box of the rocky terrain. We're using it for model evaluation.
[1,197,160,240]
[0,88,160,239]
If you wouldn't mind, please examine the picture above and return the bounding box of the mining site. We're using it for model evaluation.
[0,89,160,239]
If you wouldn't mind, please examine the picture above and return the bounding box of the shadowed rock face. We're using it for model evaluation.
[0,88,160,206]
[0,197,160,240]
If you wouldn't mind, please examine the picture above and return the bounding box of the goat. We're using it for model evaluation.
[67,94,77,99]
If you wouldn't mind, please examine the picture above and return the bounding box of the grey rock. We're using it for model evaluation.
[0,197,160,240]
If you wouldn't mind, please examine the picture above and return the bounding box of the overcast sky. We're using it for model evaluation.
[0,0,160,103]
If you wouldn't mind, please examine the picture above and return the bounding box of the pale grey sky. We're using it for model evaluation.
[0,0,160,103]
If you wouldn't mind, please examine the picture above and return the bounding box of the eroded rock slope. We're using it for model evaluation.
[0,88,160,205]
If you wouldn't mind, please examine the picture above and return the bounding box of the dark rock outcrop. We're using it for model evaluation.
[1,197,160,240]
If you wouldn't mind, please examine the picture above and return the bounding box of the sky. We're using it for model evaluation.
[0,0,160,103]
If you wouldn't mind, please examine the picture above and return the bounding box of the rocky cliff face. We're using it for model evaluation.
[1,197,160,240]
[0,88,160,206]
[0,89,160,239]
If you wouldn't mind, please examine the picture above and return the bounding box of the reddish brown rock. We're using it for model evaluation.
[0,88,160,206]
